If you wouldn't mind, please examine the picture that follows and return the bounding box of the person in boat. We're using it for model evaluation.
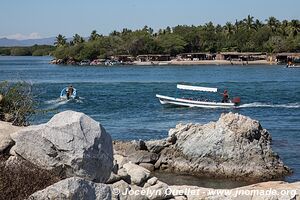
[66,85,74,99]
[221,90,229,103]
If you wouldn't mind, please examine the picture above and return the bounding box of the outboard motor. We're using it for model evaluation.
[231,97,241,105]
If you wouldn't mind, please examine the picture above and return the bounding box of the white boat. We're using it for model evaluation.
[156,84,240,108]
[60,87,78,100]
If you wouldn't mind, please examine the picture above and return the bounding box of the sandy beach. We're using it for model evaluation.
[133,60,276,66]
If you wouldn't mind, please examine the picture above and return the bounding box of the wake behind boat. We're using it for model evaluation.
[156,84,241,108]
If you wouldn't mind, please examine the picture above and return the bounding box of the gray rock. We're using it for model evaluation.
[147,177,158,186]
[113,141,159,164]
[10,110,113,182]
[127,185,148,200]
[114,154,129,168]
[146,140,170,154]
[146,180,172,200]
[28,177,111,200]
[106,172,122,184]
[0,121,23,153]
[139,163,155,172]
[123,162,151,186]
[128,151,159,164]
[111,180,131,200]
[118,167,131,183]
[161,113,291,181]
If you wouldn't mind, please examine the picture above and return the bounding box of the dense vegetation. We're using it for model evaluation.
[53,16,300,61]
[0,45,54,56]
[0,81,35,126]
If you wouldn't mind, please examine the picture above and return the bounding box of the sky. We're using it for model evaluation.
[0,0,299,40]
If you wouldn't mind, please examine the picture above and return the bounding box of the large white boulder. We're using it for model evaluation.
[10,110,113,182]
[156,112,291,181]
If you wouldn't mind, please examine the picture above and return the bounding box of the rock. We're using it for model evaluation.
[114,154,129,168]
[114,141,158,164]
[128,185,148,200]
[28,177,111,200]
[111,180,131,200]
[128,151,159,164]
[146,140,170,154]
[112,160,119,174]
[106,172,122,184]
[0,121,23,153]
[139,163,155,172]
[114,140,147,156]
[146,180,172,200]
[147,177,158,186]
[160,113,291,181]
[10,111,113,182]
[118,167,131,183]
[123,162,151,186]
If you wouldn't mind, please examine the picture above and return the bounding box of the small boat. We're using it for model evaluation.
[156,84,241,108]
[60,87,77,100]
[79,60,91,66]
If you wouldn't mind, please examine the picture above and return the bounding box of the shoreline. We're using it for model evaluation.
[133,60,277,66]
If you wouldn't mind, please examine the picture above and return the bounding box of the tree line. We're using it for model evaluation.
[0,45,55,56]
[1,16,299,59]
[53,16,300,61]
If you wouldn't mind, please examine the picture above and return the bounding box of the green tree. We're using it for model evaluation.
[54,34,67,47]
[266,16,280,33]
[157,34,186,56]
[244,15,255,30]
[89,30,100,41]
[288,20,300,37]
[72,34,85,45]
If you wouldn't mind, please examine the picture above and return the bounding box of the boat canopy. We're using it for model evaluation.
[177,84,218,93]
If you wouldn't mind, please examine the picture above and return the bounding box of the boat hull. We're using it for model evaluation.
[156,94,237,108]
[60,88,78,100]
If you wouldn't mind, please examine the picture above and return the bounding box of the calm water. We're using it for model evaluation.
[0,56,300,183]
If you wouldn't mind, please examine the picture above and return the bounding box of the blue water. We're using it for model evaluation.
[1,56,300,182]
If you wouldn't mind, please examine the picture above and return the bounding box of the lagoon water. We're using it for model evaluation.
[1,56,300,183]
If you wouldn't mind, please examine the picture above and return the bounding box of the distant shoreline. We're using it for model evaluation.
[133,60,276,66]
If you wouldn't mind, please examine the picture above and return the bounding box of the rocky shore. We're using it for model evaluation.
[0,111,299,200]
[146,112,290,181]
[50,58,275,66]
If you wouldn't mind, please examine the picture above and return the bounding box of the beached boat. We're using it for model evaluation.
[156,84,241,108]
[60,87,77,100]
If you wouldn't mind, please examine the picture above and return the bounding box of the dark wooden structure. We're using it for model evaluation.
[276,53,300,64]
[177,53,215,61]
[137,54,171,62]
[216,52,267,61]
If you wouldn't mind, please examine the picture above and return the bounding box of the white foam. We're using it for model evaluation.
[239,102,300,108]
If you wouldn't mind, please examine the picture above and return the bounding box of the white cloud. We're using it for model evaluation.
[1,33,42,40]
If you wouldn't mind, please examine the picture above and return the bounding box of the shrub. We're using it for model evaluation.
[0,81,35,126]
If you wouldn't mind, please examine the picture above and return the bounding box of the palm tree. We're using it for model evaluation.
[266,16,280,33]
[89,30,100,41]
[54,34,67,47]
[72,34,84,45]
[243,15,254,30]
[253,19,262,31]
[224,22,234,36]
[280,20,289,37]
[288,20,300,37]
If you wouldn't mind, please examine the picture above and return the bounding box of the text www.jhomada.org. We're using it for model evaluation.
[114,188,297,198]
[207,189,297,197]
